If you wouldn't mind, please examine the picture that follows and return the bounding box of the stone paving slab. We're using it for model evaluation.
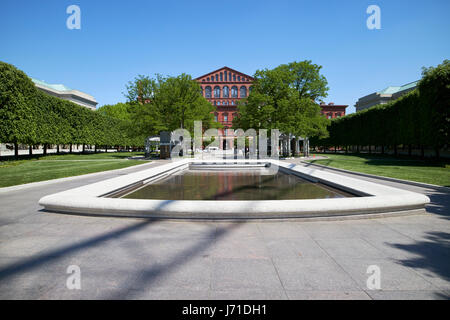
[0,160,449,299]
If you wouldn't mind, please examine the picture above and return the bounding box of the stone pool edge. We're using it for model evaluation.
[38,159,430,219]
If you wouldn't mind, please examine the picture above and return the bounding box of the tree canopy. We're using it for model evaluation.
[129,73,219,136]
[310,60,450,158]
[233,60,330,138]
[0,61,144,155]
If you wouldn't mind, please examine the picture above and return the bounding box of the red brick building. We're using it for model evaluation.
[195,67,253,129]
[196,67,347,127]
[319,102,347,119]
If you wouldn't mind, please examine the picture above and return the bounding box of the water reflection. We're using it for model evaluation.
[123,169,353,201]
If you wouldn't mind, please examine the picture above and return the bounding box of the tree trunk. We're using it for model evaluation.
[94,145,97,153]
[29,145,33,156]
[14,142,19,159]
[57,145,60,153]
[368,145,371,154]
[394,145,398,156]
[105,145,108,153]
[357,145,360,153]
[381,145,384,155]
[43,144,47,156]
[70,144,73,153]
[82,144,85,153]
[408,145,412,156]
[421,145,424,158]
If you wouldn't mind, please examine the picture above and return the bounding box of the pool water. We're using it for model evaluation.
[122,169,354,201]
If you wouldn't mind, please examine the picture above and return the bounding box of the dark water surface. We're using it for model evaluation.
[123,169,353,200]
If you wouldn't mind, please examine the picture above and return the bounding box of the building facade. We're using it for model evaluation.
[32,78,98,110]
[195,67,253,129]
[355,80,418,112]
[319,102,347,119]
[196,67,347,127]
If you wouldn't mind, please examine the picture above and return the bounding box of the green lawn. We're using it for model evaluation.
[40,151,144,160]
[0,152,149,188]
[307,153,450,187]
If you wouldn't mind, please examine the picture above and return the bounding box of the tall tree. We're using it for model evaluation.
[123,74,158,104]
[233,61,329,139]
[0,61,39,157]
[130,73,218,136]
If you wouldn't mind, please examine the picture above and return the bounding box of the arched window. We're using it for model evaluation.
[215,74,219,82]
[238,76,241,81]
[205,86,211,98]
[249,86,253,94]
[233,74,236,81]
[224,71,228,81]
[207,77,210,82]
[220,73,223,81]
[217,101,221,106]
[223,86,229,98]
[231,86,238,98]
[214,86,221,98]
[223,113,228,122]
[240,86,247,98]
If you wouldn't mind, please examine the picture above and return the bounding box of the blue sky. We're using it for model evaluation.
[1,0,449,113]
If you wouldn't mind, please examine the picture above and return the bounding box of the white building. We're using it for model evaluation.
[32,78,98,110]
[355,80,418,112]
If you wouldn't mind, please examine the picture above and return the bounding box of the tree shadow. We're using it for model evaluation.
[0,218,157,283]
[105,221,245,299]
[387,231,450,296]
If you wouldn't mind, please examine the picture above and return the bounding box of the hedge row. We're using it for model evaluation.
[0,61,143,156]
[310,60,449,157]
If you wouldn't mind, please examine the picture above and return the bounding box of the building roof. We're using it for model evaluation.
[377,80,419,95]
[31,78,98,105]
[195,66,254,81]
[32,78,72,92]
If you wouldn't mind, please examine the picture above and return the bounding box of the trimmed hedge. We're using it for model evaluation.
[311,60,449,157]
[0,61,143,156]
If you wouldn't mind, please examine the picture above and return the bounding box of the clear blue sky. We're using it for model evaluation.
[1,0,449,113]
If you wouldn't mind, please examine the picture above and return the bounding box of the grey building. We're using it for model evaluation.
[32,78,98,110]
[355,80,418,112]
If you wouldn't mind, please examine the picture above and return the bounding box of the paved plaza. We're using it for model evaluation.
[0,160,449,299]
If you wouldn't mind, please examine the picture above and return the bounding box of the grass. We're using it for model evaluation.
[307,153,450,187]
[0,152,149,188]
[38,151,144,160]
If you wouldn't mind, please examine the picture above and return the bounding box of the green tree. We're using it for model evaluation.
[233,61,329,139]
[0,61,39,157]
[419,59,450,157]
[130,73,218,137]
[123,74,158,104]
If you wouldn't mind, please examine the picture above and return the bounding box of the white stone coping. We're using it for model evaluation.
[38,159,430,219]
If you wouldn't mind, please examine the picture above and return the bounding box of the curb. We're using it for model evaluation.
[0,161,155,194]
[300,161,450,192]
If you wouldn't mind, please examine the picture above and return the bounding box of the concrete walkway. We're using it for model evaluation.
[0,160,449,300]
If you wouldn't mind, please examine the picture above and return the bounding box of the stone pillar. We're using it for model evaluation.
[287,134,291,157]
[294,137,299,157]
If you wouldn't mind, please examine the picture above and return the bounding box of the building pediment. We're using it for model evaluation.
[195,67,254,83]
